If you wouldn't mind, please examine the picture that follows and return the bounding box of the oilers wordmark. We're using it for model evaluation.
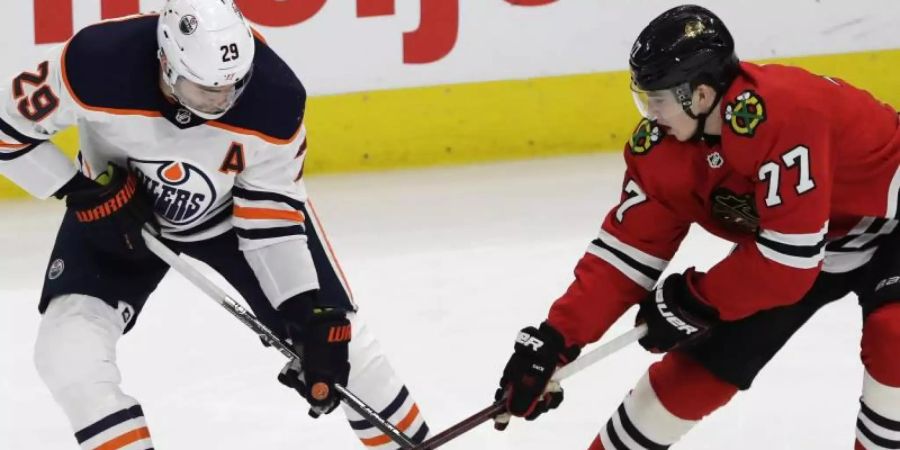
[130,159,217,226]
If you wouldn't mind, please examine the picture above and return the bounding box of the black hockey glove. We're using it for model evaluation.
[277,292,351,418]
[494,321,580,427]
[636,269,720,352]
[60,164,156,258]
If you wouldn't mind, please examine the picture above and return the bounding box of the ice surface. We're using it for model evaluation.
[1,154,863,449]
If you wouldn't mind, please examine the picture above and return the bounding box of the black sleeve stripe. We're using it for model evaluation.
[592,238,663,282]
[235,225,305,240]
[827,217,898,254]
[827,234,892,253]
[826,235,859,251]
[756,234,825,258]
[232,186,305,211]
[0,142,40,161]
[0,117,45,146]
[864,218,892,235]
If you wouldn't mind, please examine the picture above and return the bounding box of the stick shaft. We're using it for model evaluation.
[414,402,506,450]
[141,229,416,449]
[552,324,647,381]
[411,325,647,450]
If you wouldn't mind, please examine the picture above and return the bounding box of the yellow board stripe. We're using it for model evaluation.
[1,48,897,199]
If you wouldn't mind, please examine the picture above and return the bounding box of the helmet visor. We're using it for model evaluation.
[631,81,689,122]
[173,69,251,118]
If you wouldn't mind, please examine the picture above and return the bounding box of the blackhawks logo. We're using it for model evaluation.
[629,119,664,155]
[725,90,766,137]
[710,187,759,234]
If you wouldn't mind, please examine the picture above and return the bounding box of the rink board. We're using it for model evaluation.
[1,48,898,199]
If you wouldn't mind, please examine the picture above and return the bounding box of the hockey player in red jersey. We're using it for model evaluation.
[494,4,900,448]
[0,1,428,448]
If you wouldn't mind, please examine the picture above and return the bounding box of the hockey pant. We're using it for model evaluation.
[33,294,429,450]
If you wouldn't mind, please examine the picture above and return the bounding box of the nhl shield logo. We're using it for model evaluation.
[119,302,134,326]
[179,15,198,35]
[48,258,64,280]
[707,152,724,169]
[130,159,217,227]
[175,108,192,124]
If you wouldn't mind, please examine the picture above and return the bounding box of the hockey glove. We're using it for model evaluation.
[62,164,156,258]
[277,292,351,418]
[636,269,720,352]
[495,321,580,426]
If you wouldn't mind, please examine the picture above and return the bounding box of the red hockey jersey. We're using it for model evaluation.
[548,62,900,348]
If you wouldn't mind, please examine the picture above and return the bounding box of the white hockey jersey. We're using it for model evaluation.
[0,14,321,307]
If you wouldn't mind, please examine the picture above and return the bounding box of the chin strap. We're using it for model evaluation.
[683,89,724,143]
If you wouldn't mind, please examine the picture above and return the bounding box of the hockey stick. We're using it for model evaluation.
[412,324,648,450]
[141,229,417,449]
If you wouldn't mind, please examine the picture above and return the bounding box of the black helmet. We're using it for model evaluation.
[630,5,739,93]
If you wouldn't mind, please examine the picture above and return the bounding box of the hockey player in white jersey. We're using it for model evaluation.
[0,1,429,448]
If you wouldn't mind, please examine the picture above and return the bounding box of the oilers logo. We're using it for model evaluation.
[130,159,217,226]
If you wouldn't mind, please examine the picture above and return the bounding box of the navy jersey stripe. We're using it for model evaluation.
[235,225,304,240]
[232,186,305,210]
[348,386,410,430]
[0,143,39,161]
[0,117,44,145]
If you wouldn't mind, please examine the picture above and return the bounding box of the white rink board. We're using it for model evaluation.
[0,0,897,94]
